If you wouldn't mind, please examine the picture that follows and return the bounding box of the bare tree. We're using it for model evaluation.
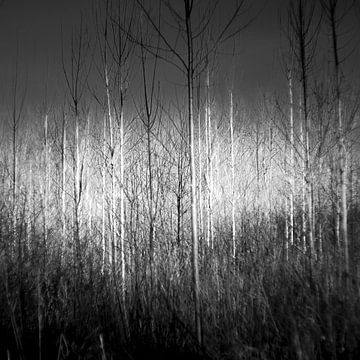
[61,107,67,261]
[320,0,355,283]
[205,65,214,249]
[6,43,27,360]
[288,70,295,250]
[286,0,321,260]
[131,0,256,344]
[94,1,135,305]
[229,89,236,258]
[61,17,92,317]
[138,23,161,287]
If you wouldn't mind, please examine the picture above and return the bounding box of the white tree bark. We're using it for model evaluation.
[205,66,213,249]
[289,71,295,248]
[230,90,236,259]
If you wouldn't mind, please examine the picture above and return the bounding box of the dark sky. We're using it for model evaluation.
[0,0,283,105]
[0,0,90,106]
[0,0,358,113]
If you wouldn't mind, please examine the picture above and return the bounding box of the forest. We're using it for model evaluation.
[1,0,360,359]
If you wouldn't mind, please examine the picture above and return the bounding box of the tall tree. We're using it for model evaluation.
[7,44,27,360]
[133,0,255,344]
[205,65,214,248]
[139,25,160,287]
[320,0,353,282]
[61,108,67,262]
[96,0,134,299]
[61,17,91,316]
[287,0,321,259]
[288,70,295,250]
[229,89,236,258]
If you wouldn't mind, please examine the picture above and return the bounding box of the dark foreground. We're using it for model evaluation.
[1,231,360,360]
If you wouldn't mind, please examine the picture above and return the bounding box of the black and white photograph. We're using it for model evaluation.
[0,0,360,358]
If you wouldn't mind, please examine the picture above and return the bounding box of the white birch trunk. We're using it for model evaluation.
[105,65,116,270]
[119,103,125,297]
[61,117,67,262]
[205,66,213,249]
[43,114,48,247]
[289,71,295,248]
[300,108,306,254]
[230,90,236,259]
[102,114,107,272]
[198,109,203,239]
[185,1,201,344]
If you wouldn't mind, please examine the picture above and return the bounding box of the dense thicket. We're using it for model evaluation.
[1,0,360,359]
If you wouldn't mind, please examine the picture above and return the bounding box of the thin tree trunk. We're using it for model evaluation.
[318,158,323,263]
[230,90,236,259]
[268,127,273,227]
[105,64,117,272]
[334,46,349,282]
[289,71,295,248]
[119,95,126,301]
[146,111,155,285]
[324,0,350,283]
[197,83,203,239]
[339,98,349,279]
[285,191,289,262]
[185,0,201,344]
[74,114,81,271]
[102,113,107,272]
[61,114,67,262]
[299,106,306,254]
[85,116,92,234]
[27,162,33,250]
[43,114,48,249]
[12,108,17,256]
[205,66,213,249]
[305,114,314,259]
[331,154,341,250]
